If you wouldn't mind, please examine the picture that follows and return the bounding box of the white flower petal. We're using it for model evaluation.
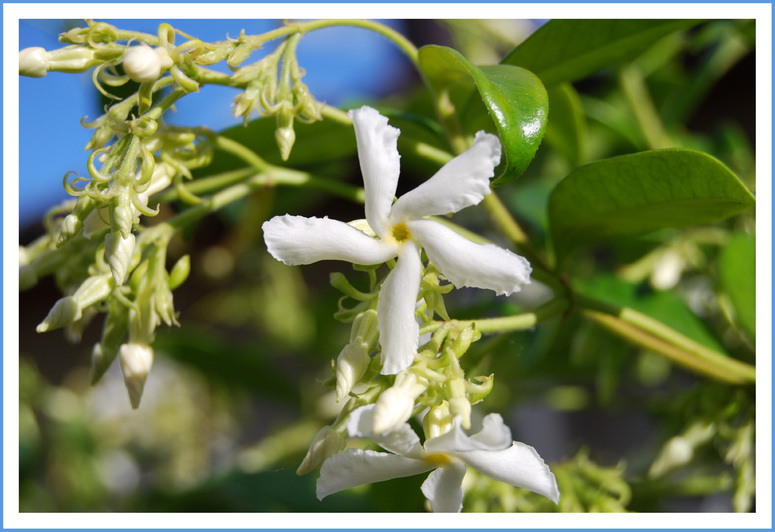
[349,106,401,239]
[424,416,500,455]
[316,448,429,500]
[421,462,467,512]
[390,131,501,221]
[469,413,513,450]
[409,219,531,296]
[262,215,397,266]
[347,405,424,459]
[377,243,422,374]
[457,442,560,504]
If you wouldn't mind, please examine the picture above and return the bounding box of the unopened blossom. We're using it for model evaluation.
[263,106,531,375]
[118,342,154,409]
[317,404,559,512]
[123,45,171,83]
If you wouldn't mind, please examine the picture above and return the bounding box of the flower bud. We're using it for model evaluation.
[58,213,83,246]
[335,341,370,402]
[37,296,81,333]
[123,45,162,83]
[372,370,427,435]
[19,47,48,77]
[105,231,136,285]
[372,386,416,435]
[168,255,191,290]
[72,273,113,309]
[118,342,154,409]
[423,402,454,440]
[449,397,472,430]
[275,108,295,161]
[648,436,693,478]
[296,426,345,476]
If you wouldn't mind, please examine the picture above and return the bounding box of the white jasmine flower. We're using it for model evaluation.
[317,404,559,512]
[263,106,531,375]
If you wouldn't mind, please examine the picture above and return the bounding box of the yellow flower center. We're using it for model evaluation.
[424,453,452,467]
[391,222,411,243]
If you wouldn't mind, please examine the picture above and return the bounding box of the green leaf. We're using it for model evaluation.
[718,234,756,341]
[575,274,727,354]
[548,149,755,261]
[418,45,548,186]
[543,83,587,166]
[503,20,702,85]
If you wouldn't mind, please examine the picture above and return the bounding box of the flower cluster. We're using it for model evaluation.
[263,107,557,511]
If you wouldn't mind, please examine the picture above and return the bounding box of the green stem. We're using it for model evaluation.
[619,64,670,150]
[419,296,570,336]
[577,295,755,384]
[250,20,419,65]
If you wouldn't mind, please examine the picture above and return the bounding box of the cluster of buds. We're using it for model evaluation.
[33,214,190,408]
[230,34,322,160]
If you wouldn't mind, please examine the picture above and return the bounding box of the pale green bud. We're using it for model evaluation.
[335,341,370,402]
[448,397,472,430]
[123,45,162,83]
[648,436,694,478]
[275,109,295,161]
[372,370,427,435]
[71,272,113,308]
[111,192,135,236]
[19,47,48,77]
[118,342,154,409]
[37,296,81,333]
[296,425,345,476]
[168,255,191,290]
[423,402,454,440]
[105,232,136,285]
[58,213,83,246]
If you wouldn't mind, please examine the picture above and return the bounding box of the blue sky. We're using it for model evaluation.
[19,19,412,226]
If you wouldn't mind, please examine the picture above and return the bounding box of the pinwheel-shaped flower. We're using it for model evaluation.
[317,404,559,512]
[262,106,531,374]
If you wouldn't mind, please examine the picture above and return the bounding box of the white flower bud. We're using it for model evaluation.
[82,206,110,238]
[118,343,154,409]
[372,370,428,435]
[37,296,81,333]
[105,232,136,285]
[19,47,48,77]
[448,397,472,430]
[372,386,416,435]
[296,426,345,475]
[335,341,370,402]
[648,436,693,478]
[651,250,684,290]
[123,45,162,83]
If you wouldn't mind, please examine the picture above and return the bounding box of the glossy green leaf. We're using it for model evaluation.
[544,83,587,166]
[503,19,702,85]
[575,274,727,354]
[549,149,756,260]
[418,45,548,186]
[718,234,756,341]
